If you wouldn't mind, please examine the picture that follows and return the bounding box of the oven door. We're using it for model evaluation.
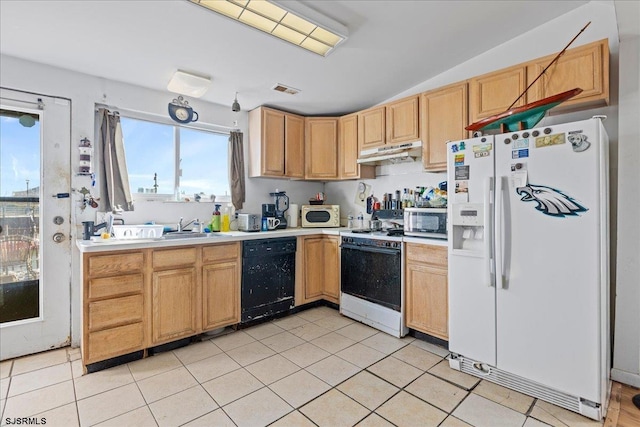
[340,243,401,311]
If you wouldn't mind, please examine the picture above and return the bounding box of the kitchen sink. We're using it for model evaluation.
[162,232,221,240]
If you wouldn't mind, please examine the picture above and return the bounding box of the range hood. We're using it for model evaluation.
[357,140,422,165]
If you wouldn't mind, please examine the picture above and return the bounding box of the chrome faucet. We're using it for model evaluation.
[178,217,198,232]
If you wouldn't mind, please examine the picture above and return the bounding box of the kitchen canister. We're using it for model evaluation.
[288,204,299,228]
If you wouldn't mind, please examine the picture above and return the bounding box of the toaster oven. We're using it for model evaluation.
[301,205,340,228]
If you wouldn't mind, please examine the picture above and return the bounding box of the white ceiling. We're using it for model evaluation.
[0,0,589,116]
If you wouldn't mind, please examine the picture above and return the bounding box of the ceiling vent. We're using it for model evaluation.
[272,84,300,95]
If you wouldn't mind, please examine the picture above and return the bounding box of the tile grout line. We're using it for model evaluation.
[5,308,588,427]
[68,348,82,427]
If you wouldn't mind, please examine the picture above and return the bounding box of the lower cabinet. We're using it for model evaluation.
[323,236,340,303]
[151,247,199,344]
[82,242,241,367]
[152,267,199,344]
[83,250,146,365]
[405,243,448,340]
[202,243,241,331]
[297,235,340,306]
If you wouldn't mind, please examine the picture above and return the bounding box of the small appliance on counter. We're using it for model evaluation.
[269,190,289,229]
[301,204,340,228]
[403,207,447,239]
[237,213,261,232]
[262,203,276,218]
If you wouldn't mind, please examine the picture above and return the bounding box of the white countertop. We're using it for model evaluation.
[402,236,448,247]
[76,227,447,252]
[76,227,345,253]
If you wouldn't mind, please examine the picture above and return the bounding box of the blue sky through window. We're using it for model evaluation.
[0,114,41,197]
[120,117,230,199]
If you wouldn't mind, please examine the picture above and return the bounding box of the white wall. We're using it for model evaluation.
[0,55,322,345]
[611,0,640,388]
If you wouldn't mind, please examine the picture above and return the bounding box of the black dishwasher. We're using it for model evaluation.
[241,237,296,323]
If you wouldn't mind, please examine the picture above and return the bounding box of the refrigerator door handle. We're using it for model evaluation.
[495,175,505,289]
[484,176,494,287]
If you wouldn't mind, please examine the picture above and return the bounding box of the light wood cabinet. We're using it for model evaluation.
[469,65,527,125]
[305,117,339,180]
[296,235,340,305]
[386,95,420,144]
[322,236,340,303]
[82,242,244,367]
[82,250,146,365]
[420,82,468,171]
[339,113,375,180]
[249,106,304,178]
[302,237,325,301]
[202,243,241,331]
[151,247,199,344]
[526,39,609,111]
[405,243,448,340]
[469,39,609,127]
[358,106,386,150]
[285,114,305,178]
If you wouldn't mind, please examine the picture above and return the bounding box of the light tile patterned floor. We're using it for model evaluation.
[0,306,606,427]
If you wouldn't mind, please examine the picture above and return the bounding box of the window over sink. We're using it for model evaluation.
[120,116,230,202]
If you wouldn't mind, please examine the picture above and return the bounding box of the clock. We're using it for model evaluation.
[168,96,199,124]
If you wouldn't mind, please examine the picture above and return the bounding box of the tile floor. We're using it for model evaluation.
[0,306,605,427]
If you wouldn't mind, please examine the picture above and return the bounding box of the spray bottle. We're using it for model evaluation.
[211,204,221,232]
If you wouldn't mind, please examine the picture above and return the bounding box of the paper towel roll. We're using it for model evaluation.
[288,204,299,228]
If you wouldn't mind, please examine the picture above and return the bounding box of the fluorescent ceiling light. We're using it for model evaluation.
[167,70,212,97]
[189,0,348,56]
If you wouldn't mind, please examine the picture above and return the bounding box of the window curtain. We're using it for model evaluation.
[97,108,133,212]
[229,131,245,211]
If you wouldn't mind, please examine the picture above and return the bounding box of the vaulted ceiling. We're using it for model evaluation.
[0,1,588,115]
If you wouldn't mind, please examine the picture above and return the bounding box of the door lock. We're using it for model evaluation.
[53,216,64,225]
[52,232,66,243]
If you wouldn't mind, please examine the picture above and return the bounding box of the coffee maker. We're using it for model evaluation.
[261,203,276,219]
[269,191,289,229]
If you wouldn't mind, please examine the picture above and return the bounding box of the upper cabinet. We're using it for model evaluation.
[420,82,468,172]
[284,114,305,179]
[469,65,527,125]
[357,96,420,151]
[339,113,375,180]
[305,117,339,180]
[249,106,304,178]
[469,39,609,125]
[357,106,386,150]
[526,39,609,111]
[249,40,608,180]
[386,95,420,144]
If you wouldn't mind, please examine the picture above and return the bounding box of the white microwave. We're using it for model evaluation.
[301,205,340,228]
[403,207,447,239]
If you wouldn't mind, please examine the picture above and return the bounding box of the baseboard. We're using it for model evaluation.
[611,368,640,388]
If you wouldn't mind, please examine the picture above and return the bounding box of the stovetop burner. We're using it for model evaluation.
[343,229,403,238]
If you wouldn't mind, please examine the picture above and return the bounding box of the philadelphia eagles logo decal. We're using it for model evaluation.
[516,184,588,217]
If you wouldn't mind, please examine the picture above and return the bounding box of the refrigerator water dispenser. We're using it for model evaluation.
[451,203,485,252]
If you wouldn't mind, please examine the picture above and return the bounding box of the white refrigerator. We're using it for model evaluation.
[446,117,610,420]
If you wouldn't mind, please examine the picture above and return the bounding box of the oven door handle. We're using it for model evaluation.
[340,244,400,255]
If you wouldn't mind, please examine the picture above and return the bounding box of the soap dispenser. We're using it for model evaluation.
[211,204,221,232]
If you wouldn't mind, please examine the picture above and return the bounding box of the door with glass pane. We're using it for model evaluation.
[0,89,71,360]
